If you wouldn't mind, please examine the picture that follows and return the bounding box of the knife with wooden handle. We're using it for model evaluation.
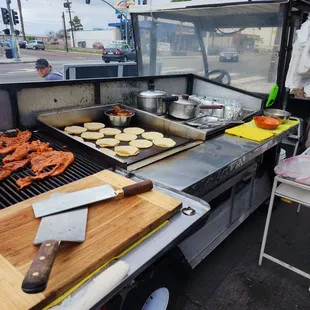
[22,240,59,294]
[33,180,154,218]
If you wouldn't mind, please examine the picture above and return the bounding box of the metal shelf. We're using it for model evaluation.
[275,183,310,207]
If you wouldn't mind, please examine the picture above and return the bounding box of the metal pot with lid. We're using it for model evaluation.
[168,94,224,120]
[137,84,179,116]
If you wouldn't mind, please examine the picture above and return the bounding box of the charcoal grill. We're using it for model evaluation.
[0,130,108,210]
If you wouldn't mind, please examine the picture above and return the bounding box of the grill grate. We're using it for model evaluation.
[0,131,108,209]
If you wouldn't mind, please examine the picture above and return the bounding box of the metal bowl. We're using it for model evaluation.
[104,109,135,127]
[263,109,291,123]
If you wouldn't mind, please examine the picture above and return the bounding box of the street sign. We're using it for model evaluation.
[114,0,136,13]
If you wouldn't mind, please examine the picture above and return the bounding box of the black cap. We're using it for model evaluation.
[35,58,49,69]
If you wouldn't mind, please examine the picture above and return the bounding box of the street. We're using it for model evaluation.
[0,49,102,82]
[0,49,276,92]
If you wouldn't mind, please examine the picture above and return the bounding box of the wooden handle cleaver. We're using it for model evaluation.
[22,240,59,294]
[116,180,153,197]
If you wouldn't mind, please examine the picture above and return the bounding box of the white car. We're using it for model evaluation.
[26,40,45,50]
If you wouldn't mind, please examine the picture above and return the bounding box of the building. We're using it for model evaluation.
[73,29,120,48]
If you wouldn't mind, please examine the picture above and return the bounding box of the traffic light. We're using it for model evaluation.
[86,0,90,4]
[14,29,20,36]
[12,10,19,25]
[3,28,10,35]
[1,8,10,25]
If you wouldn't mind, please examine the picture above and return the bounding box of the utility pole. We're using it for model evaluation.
[17,0,26,40]
[125,13,128,44]
[66,0,75,47]
[6,0,19,61]
[62,12,69,52]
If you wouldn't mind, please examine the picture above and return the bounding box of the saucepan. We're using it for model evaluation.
[168,94,224,120]
[137,85,223,119]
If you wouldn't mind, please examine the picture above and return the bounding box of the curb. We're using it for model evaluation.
[0,60,36,64]
[46,49,101,56]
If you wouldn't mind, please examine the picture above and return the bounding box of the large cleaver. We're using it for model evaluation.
[32,180,153,218]
[22,194,88,294]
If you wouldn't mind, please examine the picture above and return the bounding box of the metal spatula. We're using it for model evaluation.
[32,180,153,218]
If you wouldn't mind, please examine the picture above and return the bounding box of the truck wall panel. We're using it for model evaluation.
[100,77,188,107]
[178,200,231,264]
[17,84,95,128]
[0,89,14,130]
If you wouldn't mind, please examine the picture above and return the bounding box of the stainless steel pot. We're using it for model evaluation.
[137,86,179,116]
[168,94,224,120]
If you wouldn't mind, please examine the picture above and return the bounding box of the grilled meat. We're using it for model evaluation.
[17,151,75,189]
[0,168,11,181]
[3,140,52,163]
[0,130,31,148]
[0,130,74,189]
[0,145,18,155]
[0,158,30,181]
[111,105,133,116]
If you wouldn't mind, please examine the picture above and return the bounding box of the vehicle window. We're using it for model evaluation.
[106,43,123,49]
[224,48,238,53]
[136,5,284,94]
[38,41,44,44]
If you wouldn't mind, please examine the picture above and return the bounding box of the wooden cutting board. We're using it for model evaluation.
[0,170,181,310]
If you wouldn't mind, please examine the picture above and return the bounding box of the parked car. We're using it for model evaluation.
[102,43,136,63]
[18,41,28,48]
[0,40,10,48]
[93,41,104,49]
[219,47,239,62]
[26,40,45,50]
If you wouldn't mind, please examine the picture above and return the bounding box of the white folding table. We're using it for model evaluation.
[258,174,310,291]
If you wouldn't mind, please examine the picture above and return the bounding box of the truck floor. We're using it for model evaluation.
[183,201,310,310]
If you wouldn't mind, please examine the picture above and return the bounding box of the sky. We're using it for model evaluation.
[0,0,170,36]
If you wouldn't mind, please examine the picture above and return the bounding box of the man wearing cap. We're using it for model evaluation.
[35,58,63,81]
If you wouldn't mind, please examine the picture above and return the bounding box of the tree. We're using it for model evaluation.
[56,29,65,39]
[46,30,55,40]
[68,16,83,32]
[17,0,26,40]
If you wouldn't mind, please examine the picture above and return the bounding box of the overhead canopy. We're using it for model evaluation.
[130,0,289,28]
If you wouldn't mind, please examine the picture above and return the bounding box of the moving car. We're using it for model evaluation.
[26,40,45,50]
[219,48,239,62]
[102,43,136,63]
[18,41,28,48]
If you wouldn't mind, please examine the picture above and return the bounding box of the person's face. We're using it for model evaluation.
[36,66,51,78]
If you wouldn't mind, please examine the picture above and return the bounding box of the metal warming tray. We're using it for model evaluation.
[37,104,203,171]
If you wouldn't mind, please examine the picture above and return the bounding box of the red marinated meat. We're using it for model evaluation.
[17,151,74,189]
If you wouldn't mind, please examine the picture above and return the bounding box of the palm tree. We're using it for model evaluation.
[17,0,26,40]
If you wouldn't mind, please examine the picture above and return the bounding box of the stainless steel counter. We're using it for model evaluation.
[134,129,296,195]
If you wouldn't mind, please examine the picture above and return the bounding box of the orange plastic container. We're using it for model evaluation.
[254,116,282,130]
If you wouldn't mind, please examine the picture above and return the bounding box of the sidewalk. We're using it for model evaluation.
[0,55,36,64]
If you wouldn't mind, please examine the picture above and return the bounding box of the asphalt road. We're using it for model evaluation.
[0,49,276,90]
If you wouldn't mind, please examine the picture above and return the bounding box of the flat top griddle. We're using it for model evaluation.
[62,121,192,166]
